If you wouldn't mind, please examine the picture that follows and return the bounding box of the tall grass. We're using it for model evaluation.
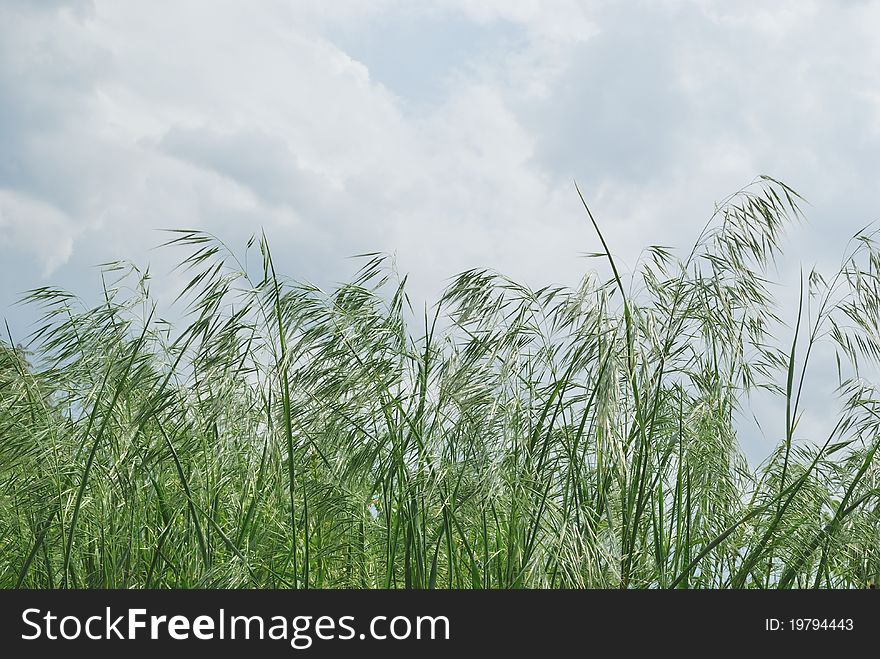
[2,176,880,588]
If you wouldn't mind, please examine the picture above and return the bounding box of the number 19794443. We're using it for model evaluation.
[765,619,853,631]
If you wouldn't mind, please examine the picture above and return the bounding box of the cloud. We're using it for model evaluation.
[2,0,880,461]
[0,1,600,305]
[159,127,335,212]
[0,190,77,276]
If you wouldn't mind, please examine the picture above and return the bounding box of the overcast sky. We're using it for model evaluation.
[2,0,880,460]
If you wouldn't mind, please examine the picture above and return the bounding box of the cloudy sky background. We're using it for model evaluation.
[2,0,880,461]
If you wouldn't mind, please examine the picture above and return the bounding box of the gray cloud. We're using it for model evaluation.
[2,0,880,461]
[159,126,334,212]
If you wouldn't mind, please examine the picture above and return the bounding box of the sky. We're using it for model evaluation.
[2,0,880,461]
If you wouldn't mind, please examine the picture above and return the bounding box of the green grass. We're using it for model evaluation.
[2,176,880,588]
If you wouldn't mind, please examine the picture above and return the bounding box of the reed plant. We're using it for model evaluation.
[2,176,879,588]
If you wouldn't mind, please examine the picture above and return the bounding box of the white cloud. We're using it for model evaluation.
[2,0,880,460]
[2,0,590,296]
[0,190,77,275]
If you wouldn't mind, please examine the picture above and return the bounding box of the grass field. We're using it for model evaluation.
[2,176,879,589]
